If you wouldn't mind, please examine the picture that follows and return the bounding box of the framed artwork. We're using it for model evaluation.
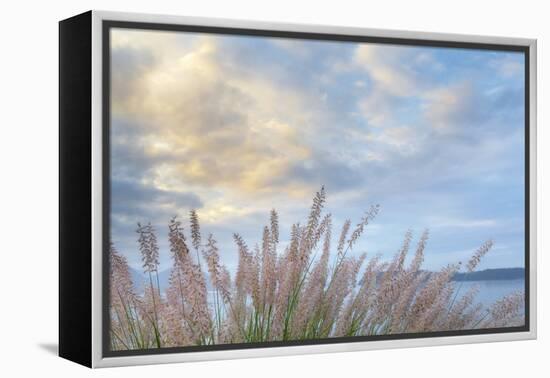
[59,10,537,368]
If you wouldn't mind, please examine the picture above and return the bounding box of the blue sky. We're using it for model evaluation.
[109,28,525,273]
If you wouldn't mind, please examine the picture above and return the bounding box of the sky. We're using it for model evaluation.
[109,27,526,273]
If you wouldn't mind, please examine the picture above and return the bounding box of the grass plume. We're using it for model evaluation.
[109,189,524,351]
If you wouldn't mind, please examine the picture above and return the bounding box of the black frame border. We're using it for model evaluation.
[101,19,531,358]
[59,11,93,367]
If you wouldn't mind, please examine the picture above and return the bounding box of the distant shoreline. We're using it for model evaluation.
[452,267,525,282]
[129,267,526,294]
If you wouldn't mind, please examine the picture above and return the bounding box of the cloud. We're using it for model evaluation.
[354,44,419,97]
[422,81,523,134]
[350,43,525,177]
[428,216,498,229]
[422,82,483,133]
[357,90,408,128]
[111,31,321,201]
[109,176,203,268]
[490,53,524,77]
[111,45,156,104]
[111,178,203,233]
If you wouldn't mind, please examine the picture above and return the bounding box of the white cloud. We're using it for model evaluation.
[422,82,477,133]
[490,54,524,77]
[354,44,418,97]
[429,216,498,229]
[112,32,320,203]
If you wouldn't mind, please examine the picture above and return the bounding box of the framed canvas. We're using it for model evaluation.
[59,10,537,368]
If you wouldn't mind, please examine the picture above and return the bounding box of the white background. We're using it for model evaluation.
[0,0,546,376]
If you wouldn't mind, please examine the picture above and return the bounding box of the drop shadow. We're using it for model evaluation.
[38,343,59,356]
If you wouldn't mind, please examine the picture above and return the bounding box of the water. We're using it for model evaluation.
[453,279,525,309]
[205,281,525,313]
